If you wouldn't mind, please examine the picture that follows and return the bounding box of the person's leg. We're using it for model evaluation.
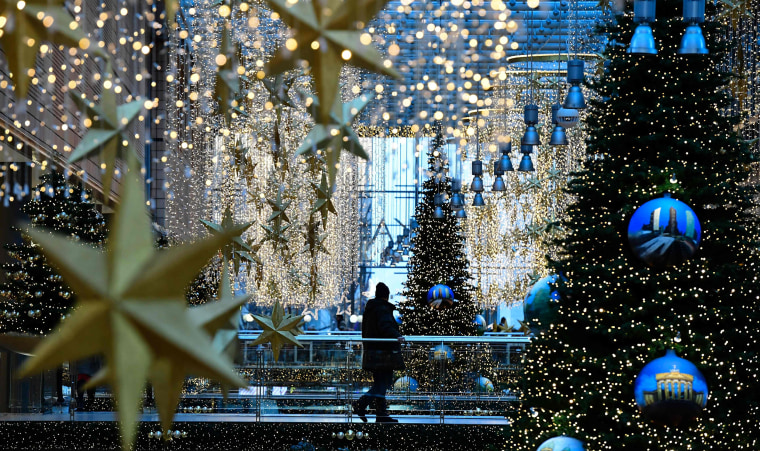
[374,370,397,423]
[353,370,381,423]
[75,376,85,409]
[86,385,96,410]
[56,366,64,404]
[376,370,392,400]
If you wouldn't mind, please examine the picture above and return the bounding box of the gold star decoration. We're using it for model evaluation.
[526,221,543,238]
[307,263,323,303]
[85,262,250,437]
[0,0,96,100]
[542,211,563,236]
[264,0,401,123]
[214,24,247,123]
[68,64,144,199]
[296,92,371,185]
[545,166,563,183]
[251,299,304,362]
[201,206,253,252]
[517,320,532,335]
[261,221,291,252]
[200,206,254,274]
[231,139,252,175]
[189,264,248,358]
[246,190,266,214]
[261,191,293,252]
[300,143,327,175]
[238,244,265,286]
[18,163,247,450]
[303,216,329,258]
[267,190,292,225]
[311,171,337,228]
[262,73,299,174]
[523,175,543,191]
[261,72,299,110]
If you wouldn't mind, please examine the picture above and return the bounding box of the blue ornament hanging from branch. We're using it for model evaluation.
[627,194,701,269]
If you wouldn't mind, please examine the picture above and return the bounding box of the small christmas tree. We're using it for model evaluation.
[0,171,107,334]
[513,1,760,449]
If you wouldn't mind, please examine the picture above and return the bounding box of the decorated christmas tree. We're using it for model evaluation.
[399,130,477,337]
[0,171,107,334]
[513,1,760,450]
[395,129,484,392]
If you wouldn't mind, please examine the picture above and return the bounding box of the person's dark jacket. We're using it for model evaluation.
[362,297,402,354]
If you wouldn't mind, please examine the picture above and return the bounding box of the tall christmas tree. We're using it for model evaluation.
[399,130,477,337]
[396,129,483,392]
[0,171,107,334]
[513,1,760,450]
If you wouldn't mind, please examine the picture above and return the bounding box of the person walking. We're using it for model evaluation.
[352,282,406,423]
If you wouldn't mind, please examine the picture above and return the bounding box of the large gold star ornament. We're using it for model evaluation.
[147,263,250,435]
[264,0,401,123]
[251,299,304,361]
[19,164,247,450]
[517,320,532,336]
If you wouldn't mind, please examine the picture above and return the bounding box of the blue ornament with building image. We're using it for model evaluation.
[475,376,494,393]
[473,314,487,335]
[628,194,701,269]
[427,284,455,309]
[523,275,561,332]
[634,349,708,427]
[536,436,585,451]
[393,376,419,392]
[430,344,454,362]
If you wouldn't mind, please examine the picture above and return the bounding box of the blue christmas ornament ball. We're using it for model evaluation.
[628,194,701,269]
[431,344,454,361]
[476,376,494,392]
[393,376,419,392]
[634,349,708,427]
[523,275,560,331]
[536,436,585,451]
[393,309,402,324]
[427,284,455,309]
[474,314,487,334]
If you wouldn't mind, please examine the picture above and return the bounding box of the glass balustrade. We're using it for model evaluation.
[3,332,529,419]
[178,332,528,419]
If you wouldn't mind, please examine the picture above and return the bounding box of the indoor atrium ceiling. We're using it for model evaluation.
[362,0,607,127]
[176,0,607,130]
